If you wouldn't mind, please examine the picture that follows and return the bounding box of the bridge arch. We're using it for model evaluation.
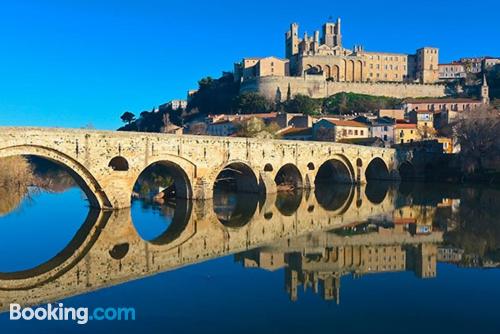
[315,155,355,186]
[274,163,303,190]
[214,193,259,228]
[365,157,390,181]
[213,161,261,194]
[0,145,112,209]
[133,158,193,200]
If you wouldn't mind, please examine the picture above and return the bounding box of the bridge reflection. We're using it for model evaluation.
[0,182,452,310]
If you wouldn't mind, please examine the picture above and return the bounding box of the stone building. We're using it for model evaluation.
[438,63,466,80]
[284,18,439,84]
[234,56,290,82]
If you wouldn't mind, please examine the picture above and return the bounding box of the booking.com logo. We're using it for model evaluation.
[9,303,136,325]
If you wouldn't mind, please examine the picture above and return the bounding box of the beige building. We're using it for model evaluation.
[403,98,485,113]
[312,118,369,142]
[438,63,466,80]
[284,19,439,84]
[234,56,290,82]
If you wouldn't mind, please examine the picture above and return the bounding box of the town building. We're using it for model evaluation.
[403,98,484,113]
[484,57,500,69]
[312,118,369,142]
[394,123,419,144]
[160,99,187,111]
[408,110,435,138]
[378,109,405,121]
[353,116,395,146]
[234,57,290,82]
[278,127,313,141]
[438,63,466,80]
[206,120,237,137]
[275,112,314,129]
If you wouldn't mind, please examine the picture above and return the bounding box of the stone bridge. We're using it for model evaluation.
[0,127,404,210]
[0,184,438,310]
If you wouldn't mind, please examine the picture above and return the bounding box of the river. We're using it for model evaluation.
[0,180,499,333]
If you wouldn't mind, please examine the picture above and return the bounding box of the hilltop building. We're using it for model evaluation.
[284,18,439,84]
[236,18,446,101]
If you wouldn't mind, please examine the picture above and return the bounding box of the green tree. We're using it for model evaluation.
[323,92,401,115]
[233,92,273,114]
[284,94,322,115]
[120,111,136,125]
[188,73,240,116]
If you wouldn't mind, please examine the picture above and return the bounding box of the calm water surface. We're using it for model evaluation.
[1,182,500,334]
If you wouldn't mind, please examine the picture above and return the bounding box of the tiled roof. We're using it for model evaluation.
[319,118,368,127]
[394,123,417,129]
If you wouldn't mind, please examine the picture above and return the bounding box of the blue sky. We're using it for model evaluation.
[0,0,499,130]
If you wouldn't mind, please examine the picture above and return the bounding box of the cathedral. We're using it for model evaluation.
[235,18,440,85]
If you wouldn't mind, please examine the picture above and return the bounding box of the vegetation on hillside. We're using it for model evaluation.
[235,117,281,139]
[323,92,401,114]
[282,94,322,115]
[187,73,240,115]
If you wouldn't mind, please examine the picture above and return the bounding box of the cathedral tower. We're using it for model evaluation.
[481,73,490,105]
[321,17,342,48]
[285,23,299,59]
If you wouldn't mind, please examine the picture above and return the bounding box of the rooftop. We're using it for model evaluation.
[319,118,368,128]
[405,98,481,104]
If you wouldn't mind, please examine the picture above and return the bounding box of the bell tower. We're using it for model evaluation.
[481,73,490,105]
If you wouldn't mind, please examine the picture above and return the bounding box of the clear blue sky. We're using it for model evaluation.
[1,0,499,130]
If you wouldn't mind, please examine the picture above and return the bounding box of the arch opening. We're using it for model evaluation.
[315,184,354,212]
[274,163,303,192]
[0,153,106,212]
[133,160,192,205]
[315,159,353,186]
[213,162,260,194]
[365,182,389,204]
[0,146,112,209]
[307,162,315,170]
[264,163,273,172]
[275,190,303,216]
[365,157,390,181]
[132,198,193,245]
[214,192,259,228]
[108,156,129,171]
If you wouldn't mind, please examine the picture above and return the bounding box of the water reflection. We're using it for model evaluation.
[0,181,500,313]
